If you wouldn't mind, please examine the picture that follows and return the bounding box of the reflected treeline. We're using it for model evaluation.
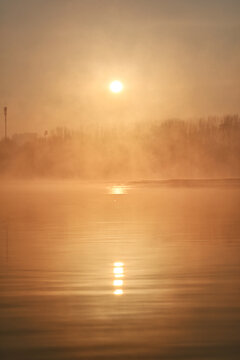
[0,116,239,179]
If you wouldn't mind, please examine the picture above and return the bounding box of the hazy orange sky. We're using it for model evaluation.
[0,0,239,134]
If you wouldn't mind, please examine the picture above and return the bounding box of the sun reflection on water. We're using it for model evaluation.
[113,267,124,274]
[108,185,128,195]
[113,279,123,286]
[113,262,125,295]
[114,289,123,295]
[114,262,124,267]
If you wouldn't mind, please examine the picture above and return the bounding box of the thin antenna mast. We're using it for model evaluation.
[4,106,7,140]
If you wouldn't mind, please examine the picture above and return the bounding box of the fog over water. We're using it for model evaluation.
[0,117,240,180]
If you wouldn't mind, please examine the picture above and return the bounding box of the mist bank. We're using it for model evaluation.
[0,116,239,180]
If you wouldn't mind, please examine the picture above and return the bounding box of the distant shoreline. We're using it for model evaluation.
[0,178,240,190]
[127,178,240,188]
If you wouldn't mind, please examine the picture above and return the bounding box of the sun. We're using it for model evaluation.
[109,80,123,93]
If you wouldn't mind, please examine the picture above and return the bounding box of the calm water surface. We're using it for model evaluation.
[0,183,240,359]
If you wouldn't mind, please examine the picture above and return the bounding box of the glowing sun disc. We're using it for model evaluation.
[110,80,123,93]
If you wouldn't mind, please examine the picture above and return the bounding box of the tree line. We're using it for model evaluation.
[0,115,239,179]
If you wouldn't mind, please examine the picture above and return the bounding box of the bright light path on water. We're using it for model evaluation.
[113,261,125,295]
[114,289,123,295]
[109,185,128,195]
[113,267,124,274]
[113,279,123,286]
[114,262,124,267]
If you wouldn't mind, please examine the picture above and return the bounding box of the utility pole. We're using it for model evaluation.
[4,106,7,140]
